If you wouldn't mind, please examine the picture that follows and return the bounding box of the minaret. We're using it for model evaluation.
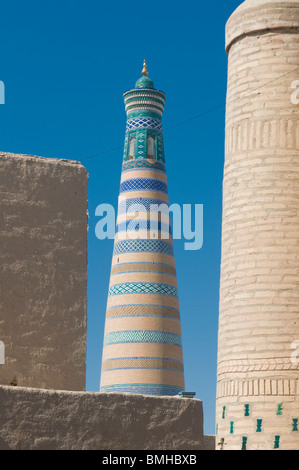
[217,0,299,450]
[100,61,185,396]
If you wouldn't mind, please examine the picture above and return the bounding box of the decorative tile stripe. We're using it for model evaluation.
[125,96,165,106]
[118,197,168,214]
[128,111,161,119]
[103,330,182,347]
[108,282,178,298]
[102,357,184,372]
[122,159,166,173]
[124,95,165,108]
[123,89,166,101]
[126,104,164,116]
[124,92,166,106]
[100,383,184,396]
[116,219,171,234]
[121,168,166,179]
[119,178,168,194]
[106,305,180,320]
[111,263,176,276]
[113,239,174,256]
[125,102,165,113]
[126,117,162,132]
[124,94,166,116]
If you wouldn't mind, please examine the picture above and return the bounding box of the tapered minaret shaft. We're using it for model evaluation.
[100,63,185,396]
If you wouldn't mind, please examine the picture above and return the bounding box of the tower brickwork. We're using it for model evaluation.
[100,63,185,396]
[217,0,299,450]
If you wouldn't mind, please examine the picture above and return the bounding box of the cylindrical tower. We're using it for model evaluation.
[217,0,299,450]
[100,62,185,396]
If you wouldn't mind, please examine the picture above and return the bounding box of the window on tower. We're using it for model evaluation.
[129,137,136,160]
[147,136,155,159]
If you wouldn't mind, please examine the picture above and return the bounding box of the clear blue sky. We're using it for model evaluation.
[0,0,243,435]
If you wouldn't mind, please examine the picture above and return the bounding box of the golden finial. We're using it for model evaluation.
[142,59,148,77]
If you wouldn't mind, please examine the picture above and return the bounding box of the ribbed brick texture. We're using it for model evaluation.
[216,0,299,450]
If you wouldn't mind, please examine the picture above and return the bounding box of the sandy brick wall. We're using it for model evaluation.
[0,152,88,391]
[216,0,299,450]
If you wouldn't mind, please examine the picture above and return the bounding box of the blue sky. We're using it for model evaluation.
[0,0,243,435]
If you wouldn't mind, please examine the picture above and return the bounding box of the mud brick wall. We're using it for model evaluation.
[0,152,88,391]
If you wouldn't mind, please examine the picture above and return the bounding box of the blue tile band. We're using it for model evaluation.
[120,178,168,194]
[126,117,162,132]
[113,239,174,256]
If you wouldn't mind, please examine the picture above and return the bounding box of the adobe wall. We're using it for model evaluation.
[0,152,88,391]
[0,385,205,450]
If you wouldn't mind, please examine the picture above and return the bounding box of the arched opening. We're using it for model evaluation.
[129,137,136,160]
[147,136,155,159]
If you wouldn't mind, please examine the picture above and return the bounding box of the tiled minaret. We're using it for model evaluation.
[100,61,185,396]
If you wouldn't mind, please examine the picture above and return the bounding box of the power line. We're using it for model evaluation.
[80,65,299,163]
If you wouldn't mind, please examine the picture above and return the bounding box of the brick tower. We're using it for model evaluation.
[216,0,299,450]
[100,61,185,396]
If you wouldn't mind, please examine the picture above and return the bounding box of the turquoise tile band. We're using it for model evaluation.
[108,282,178,298]
[100,383,184,396]
[103,330,182,347]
